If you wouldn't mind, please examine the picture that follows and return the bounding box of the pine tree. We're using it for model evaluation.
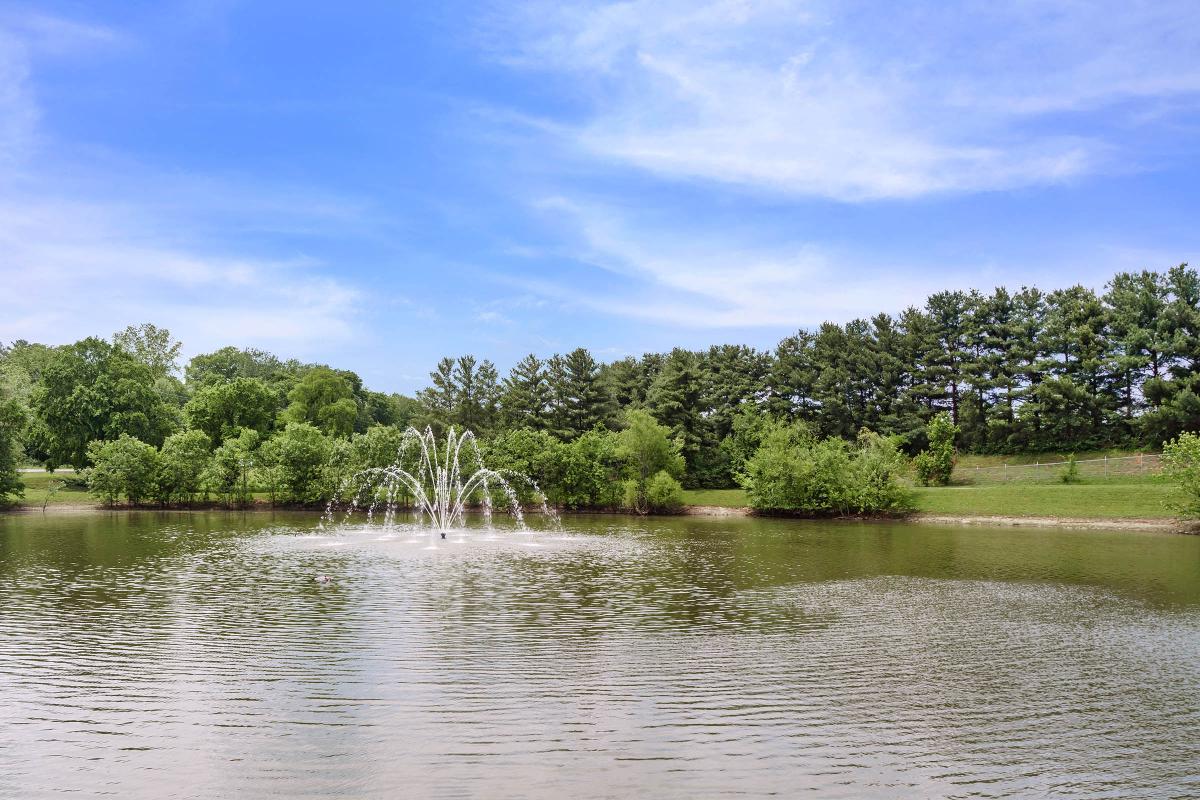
[646,348,706,485]
[500,354,551,431]
[547,348,609,440]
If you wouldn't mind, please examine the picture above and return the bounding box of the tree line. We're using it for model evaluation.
[0,263,1197,507]
[406,263,1200,486]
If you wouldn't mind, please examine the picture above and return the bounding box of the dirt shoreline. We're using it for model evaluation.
[4,501,1193,532]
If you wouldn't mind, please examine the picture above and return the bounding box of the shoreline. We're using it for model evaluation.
[3,500,1193,533]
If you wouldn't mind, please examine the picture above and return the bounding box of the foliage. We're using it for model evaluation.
[207,428,259,507]
[155,429,212,504]
[112,323,182,378]
[1059,454,1082,484]
[914,413,958,486]
[741,422,913,515]
[349,424,407,471]
[258,422,335,505]
[1162,432,1200,517]
[616,409,685,513]
[282,367,358,437]
[33,338,177,468]
[0,390,26,505]
[645,470,684,513]
[85,435,159,506]
[185,377,277,443]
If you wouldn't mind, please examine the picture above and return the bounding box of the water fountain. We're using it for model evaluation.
[323,426,558,545]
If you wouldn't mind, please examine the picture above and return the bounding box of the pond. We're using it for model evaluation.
[1,512,1198,798]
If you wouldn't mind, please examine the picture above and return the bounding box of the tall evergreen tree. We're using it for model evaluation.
[646,348,706,486]
[500,354,551,431]
[547,348,609,440]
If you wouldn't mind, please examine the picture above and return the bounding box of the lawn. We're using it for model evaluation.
[911,482,1177,519]
[683,481,1179,519]
[681,488,750,508]
[15,471,94,508]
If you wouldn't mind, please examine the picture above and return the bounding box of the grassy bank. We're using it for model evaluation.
[14,472,1180,521]
[16,471,92,508]
[683,480,1179,520]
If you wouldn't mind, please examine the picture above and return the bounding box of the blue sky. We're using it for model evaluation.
[1,0,1198,393]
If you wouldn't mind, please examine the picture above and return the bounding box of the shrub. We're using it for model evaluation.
[846,430,916,514]
[1059,454,1082,484]
[913,412,958,486]
[616,409,684,513]
[85,435,159,506]
[155,429,212,504]
[1163,432,1200,517]
[645,470,684,513]
[206,428,259,507]
[742,423,913,515]
[0,393,25,506]
[261,422,335,504]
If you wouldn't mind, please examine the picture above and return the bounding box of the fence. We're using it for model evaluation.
[954,454,1163,485]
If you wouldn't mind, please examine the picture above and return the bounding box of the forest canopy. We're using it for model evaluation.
[0,264,1196,506]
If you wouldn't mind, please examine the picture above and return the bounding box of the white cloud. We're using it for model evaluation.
[0,197,363,354]
[494,0,1200,200]
[0,11,365,358]
[515,198,1186,329]
[516,198,952,327]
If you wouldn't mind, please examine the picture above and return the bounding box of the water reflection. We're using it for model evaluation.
[1,512,1198,798]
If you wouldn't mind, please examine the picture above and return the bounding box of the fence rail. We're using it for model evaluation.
[954,454,1162,485]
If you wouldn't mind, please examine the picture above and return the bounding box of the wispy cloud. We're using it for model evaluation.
[513,198,946,327]
[514,197,1176,329]
[0,9,367,357]
[0,196,363,352]
[492,0,1200,200]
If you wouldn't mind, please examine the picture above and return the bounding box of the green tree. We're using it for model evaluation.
[416,357,457,431]
[206,428,259,507]
[548,348,610,440]
[615,409,684,513]
[282,367,358,437]
[261,423,335,504]
[1163,432,1200,517]
[113,323,182,378]
[500,354,551,431]
[155,429,213,504]
[452,355,500,434]
[913,412,958,486]
[85,435,159,506]
[0,389,25,505]
[646,348,705,485]
[34,338,176,468]
[185,377,278,443]
[349,424,408,471]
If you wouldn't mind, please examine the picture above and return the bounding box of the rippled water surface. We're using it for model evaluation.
[2,512,1199,799]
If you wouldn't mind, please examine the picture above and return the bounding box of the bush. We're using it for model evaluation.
[617,409,684,513]
[914,412,958,486]
[845,430,916,514]
[1059,453,1082,484]
[86,435,159,506]
[206,428,259,507]
[259,422,336,505]
[645,470,684,513]
[0,393,25,506]
[742,423,913,515]
[1163,432,1200,517]
[155,429,212,504]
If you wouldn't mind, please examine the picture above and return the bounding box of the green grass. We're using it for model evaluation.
[16,471,94,508]
[953,448,1156,468]
[681,488,749,508]
[684,481,1178,519]
[911,482,1177,519]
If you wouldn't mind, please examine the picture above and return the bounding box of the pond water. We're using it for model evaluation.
[1,512,1198,799]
